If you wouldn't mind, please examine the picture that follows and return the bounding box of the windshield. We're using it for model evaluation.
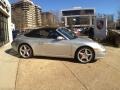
[58,28,77,40]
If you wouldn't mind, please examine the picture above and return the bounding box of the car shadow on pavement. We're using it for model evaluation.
[5,48,97,63]
[5,48,20,58]
[32,56,76,63]
[5,48,76,63]
[33,56,97,63]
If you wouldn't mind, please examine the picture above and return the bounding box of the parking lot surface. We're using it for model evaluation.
[14,46,120,90]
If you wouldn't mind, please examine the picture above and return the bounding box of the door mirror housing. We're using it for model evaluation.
[57,36,64,40]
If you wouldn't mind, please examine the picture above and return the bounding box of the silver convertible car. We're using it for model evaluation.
[11,27,106,63]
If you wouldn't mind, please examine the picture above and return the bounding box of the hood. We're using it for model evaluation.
[70,37,94,43]
[69,37,105,51]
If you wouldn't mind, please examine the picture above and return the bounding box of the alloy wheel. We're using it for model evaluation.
[77,47,94,63]
[19,44,32,58]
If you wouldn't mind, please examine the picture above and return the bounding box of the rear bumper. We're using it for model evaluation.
[11,41,19,53]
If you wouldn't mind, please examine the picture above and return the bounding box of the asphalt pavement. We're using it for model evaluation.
[0,44,120,90]
[0,43,19,90]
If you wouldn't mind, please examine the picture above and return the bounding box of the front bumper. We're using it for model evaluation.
[94,49,106,59]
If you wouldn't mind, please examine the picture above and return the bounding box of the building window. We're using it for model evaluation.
[0,12,9,46]
[67,16,90,26]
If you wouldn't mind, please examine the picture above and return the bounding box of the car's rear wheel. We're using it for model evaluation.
[19,44,33,58]
[75,47,95,63]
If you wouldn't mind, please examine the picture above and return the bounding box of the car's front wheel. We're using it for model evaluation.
[75,47,95,63]
[19,44,33,58]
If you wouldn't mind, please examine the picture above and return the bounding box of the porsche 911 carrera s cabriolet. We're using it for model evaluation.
[11,27,106,63]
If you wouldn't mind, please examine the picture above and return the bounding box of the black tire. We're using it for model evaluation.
[18,44,33,58]
[75,47,95,64]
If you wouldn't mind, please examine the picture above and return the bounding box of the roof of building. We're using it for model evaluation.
[61,7,95,11]
[12,0,42,9]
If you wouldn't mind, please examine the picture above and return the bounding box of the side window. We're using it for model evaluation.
[25,30,40,38]
[48,30,61,39]
[25,29,49,38]
[25,29,62,39]
[39,30,49,38]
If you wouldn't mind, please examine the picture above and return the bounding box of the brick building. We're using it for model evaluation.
[41,12,58,27]
[12,0,42,31]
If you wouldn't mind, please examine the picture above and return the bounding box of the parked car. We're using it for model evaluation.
[11,27,106,63]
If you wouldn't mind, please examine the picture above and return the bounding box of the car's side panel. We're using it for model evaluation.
[16,36,42,56]
[38,39,72,57]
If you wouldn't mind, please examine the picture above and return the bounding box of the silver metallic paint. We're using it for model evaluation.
[11,29,106,59]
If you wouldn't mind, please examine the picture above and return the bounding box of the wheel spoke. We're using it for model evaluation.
[26,51,30,56]
[21,51,25,55]
[87,53,92,56]
[27,48,31,52]
[78,52,84,55]
[85,49,88,54]
[23,45,27,50]
[81,56,85,60]
[81,55,89,62]
[78,51,85,60]
[85,57,89,62]
[21,49,25,52]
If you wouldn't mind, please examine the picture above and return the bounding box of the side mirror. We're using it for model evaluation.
[57,36,64,40]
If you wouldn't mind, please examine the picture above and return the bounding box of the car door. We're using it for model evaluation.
[24,29,45,55]
[39,30,72,57]
[40,39,72,57]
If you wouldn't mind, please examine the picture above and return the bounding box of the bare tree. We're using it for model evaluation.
[116,10,120,29]
[118,11,120,24]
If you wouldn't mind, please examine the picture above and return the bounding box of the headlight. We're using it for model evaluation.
[95,44,106,51]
